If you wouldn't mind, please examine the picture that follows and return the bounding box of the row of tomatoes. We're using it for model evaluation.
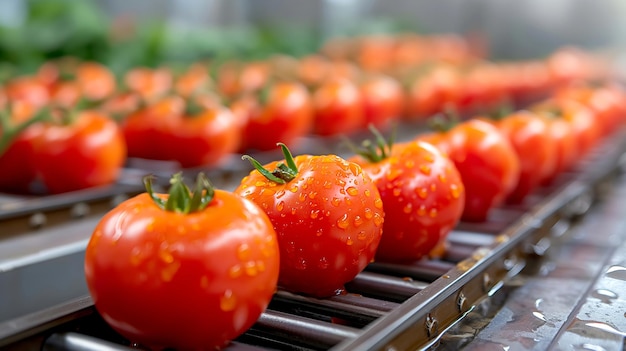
[83,79,626,350]
[0,45,606,195]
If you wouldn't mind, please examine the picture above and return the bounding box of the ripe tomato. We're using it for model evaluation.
[420,119,520,222]
[85,173,279,350]
[0,101,47,193]
[359,74,404,131]
[4,76,50,107]
[32,110,127,193]
[124,67,173,102]
[542,115,577,183]
[495,111,557,203]
[349,136,464,263]
[235,81,314,152]
[312,77,364,136]
[407,65,462,120]
[174,63,212,98]
[122,95,241,168]
[235,144,384,297]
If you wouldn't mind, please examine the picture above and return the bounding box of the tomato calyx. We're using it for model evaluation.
[348,124,395,163]
[427,105,461,132]
[0,105,49,156]
[242,143,298,184]
[143,172,215,214]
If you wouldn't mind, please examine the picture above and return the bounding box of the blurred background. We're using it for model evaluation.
[1,0,626,75]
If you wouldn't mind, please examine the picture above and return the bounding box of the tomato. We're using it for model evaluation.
[349,137,464,263]
[122,95,241,168]
[174,63,212,98]
[0,101,46,193]
[4,76,50,107]
[420,119,520,222]
[494,111,557,203]
[32,110,127,193]
[85,173,279,350]
[74,62,117,101]
[235,81,313,152]
[312,77,364,136]
[124,67,173,102]
[235,144,384,297]
[359,74,404,131]
[542,115,577,183]
[407,65,462,120]
[217,61,269,98]
[297,55,331,88]
[38,61,116,103]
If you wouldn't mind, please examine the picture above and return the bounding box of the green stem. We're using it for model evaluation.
[143,172,215,213]
[242,143,299,184]
[427,104,461,133]
[344,124,394,163]
[0,106,49,156]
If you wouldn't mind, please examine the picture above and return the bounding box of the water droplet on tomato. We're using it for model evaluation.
[393,188,401,196]
[158,249,174,263]
[386,169,402,181]
[357,231,367,240]
[289,185,299,193]
[347,237,354,246]
[364,208,373,219]
[146,220,155,232]
[337,214,349,229]
[405,159,415,168]
[298,192,306,202]
[331,197,341,207]
[373,213,384,227]
[276,189,286,199]
[335,178,346,187]
[418,205,427,216]
[277,201,285,212]
[403,203,413,214]
[220,290,237,311]
[323,180,332,189]
[318,256,329,269]
[308,191,318,199]
[291,207,297,215]
[364,189,371,197]
[424,154,434,162]
[450,183,461,199]
[160,261,180,282]
[237,243,251,260]
[130,247,144,266]
[349,163,361,176]
[438,174,447,183]
[256,260,266,273]
[374,198,383,209]
[316,228,324,237]
[419,165,431,175]
[417,187,428,199]
[429,208,438,218]
[346,187,358,196]
[245,261,258,276]
[353,215,364,227]
[310,209,320,219]
[229,264,243,278]
[255,180,268,187]
[430,183,437,192]
[295,257,307,270]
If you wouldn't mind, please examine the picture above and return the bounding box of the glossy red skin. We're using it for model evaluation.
[407,66,461,120]
[360,75,404,131]
[496,111,557,203]
[85,190,279,350]
[544,99,600,157]
[235,154,384,297]
[239,82,314,152]
[312,78,364,136]
[122,96,241,168]
[350,141,465,262]
[543,116,577,183]
[32,111,127,193]
[421,119,520,222]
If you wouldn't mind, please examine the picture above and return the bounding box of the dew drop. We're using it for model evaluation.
[220,290,237,311]
[393,188,401,196]
[348,163,361,176]
[364,208,374,219]
[404,159,415,168]
[229,264,243,278]
[337,214,349,229]
[295,257,307,270]
[386,169,402,181]
[318,256,329,269]
[289,185,299,193]
[347,187,359,196]
[357,231,367,240]
[346,237,354,246]
[353,215,364,227]
[424,154,434,162]
[130,247,144,266]
[331,197,341,207]
[323,180,332,189]
[419,165,432,175]
[277,201,285,212]
[374,198,383,209]
[373,213,384,227]
[160,261,180,282]
[291,207,297,215]
[245,261,258,276]
[429,208,438,218]
[417,187,428,199]
[158,248,174,263]
[438,174,447,183]
[364,189,371,197]
[308,191,318,199]
[430,183,437,192]
[606,265,626,281]
[417,205,427,216]
[336,179,346,187]
[316,228,324,237]
[237,243,251,260]
[591,289,618,303]
[255,180,268,187]
[310,209,320,219]
[403,203,413,214]
[276,189,286,199]
[450,184,461,199]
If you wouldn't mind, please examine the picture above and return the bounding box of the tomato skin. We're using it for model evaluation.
[235,154,384,297]
[360,74,404,131]
[124,67,173,102]
[350,141,465,262]
[32,111,127,193]
[407,66,461,120]
[237,82,314,152]
[85,190,280,350]
[495,111,557,203]
[312,78,364,136]
[421,119,520,222]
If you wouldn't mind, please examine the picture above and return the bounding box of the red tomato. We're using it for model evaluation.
[350,139,465,262]
[174,63,212,97]
[420,119,520,222]
[312,77,364,136]
[32,110,127,193]
[4,76,50,107]
[122,95,241,168]
[407,65,462,120]
[495,111,557,203]
[542,116,577,183]
[74,62,117,101]
[235,144,384,297]
[359,74,404,131]
[0,101,46,193]
[236,81,314,152]
[85,173,279,350]
[124,67,173,102]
